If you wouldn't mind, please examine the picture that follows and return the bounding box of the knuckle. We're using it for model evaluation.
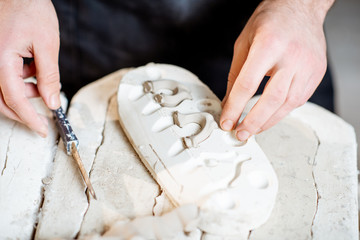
[254,32,282,52]
[285,94,303,109]
[38,71,60,89]
[267,90,287,106]
[3,95,20,110]
[238,79,257,93]
[0,55,17,70]
[242,117,260,132]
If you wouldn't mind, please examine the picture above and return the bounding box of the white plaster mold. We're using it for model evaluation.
[117,63,279,236]
[0,66,357,240]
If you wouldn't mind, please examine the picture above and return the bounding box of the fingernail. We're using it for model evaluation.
[39,115,49,127]
[37,128,47,138]
[221,119,234,131]
[236,130,250,141]
[50,93,60,109]
[37,116,48,138]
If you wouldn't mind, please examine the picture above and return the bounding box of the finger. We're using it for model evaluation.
[222,36,250,106]
[220,41,279,131]
[302,70,324,101]
[0,54,48,137]
[260,72,311,131]
[0,88,22,122]
[33,34,61,110]
[25,82,40,98]
[234,68,293,141]
[23,60,36,79]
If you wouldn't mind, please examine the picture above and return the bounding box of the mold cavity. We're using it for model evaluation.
[127,85,144,101]
[247,171,269,189]
[172,123,201,138]
[145,66,162,80]
[229,157,251,187]
[222,131,247,147]
[141,101,161,115]
[212,192,235,210]
[168,140,185,157]
[204,158,218,167]
[196,99,221,122]
[152,117,173,132]
[199,151,238,162]
[196,99,221,113]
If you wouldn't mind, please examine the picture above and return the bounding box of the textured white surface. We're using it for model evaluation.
[0,66,357,239]
[35,70,129,239]
[117,64,278,237]
[291,102,358,240]
[78,96,162,237]
[0,98,61,240]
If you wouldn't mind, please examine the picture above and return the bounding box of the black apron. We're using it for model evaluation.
[52,0,334,111]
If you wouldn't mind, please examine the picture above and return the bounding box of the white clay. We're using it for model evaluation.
[117,63,279,236]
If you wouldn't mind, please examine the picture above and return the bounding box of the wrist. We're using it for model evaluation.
[309,0,335,23]
[261,0,335,23]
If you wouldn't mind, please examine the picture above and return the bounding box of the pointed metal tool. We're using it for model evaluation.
[52,107,97,200]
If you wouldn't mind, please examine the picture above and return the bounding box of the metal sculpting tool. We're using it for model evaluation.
[52,107,97,200]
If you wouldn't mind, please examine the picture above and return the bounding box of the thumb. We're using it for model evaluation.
[33,35,61,110]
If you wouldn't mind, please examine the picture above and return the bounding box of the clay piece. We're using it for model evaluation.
[117,63,279,237]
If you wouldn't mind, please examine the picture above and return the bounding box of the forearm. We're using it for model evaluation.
[260,0,335,23]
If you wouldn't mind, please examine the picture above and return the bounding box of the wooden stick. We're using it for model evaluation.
[71,142,97,200]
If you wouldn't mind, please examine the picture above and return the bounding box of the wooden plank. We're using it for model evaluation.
[0,98,59,239]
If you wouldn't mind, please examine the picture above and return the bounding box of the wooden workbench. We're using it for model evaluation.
[0,68,358,239]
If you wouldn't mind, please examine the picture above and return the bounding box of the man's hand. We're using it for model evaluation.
[0,0,61,137]
[220,0,335,141]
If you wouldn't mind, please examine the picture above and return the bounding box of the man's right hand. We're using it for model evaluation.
[0,0,61,137]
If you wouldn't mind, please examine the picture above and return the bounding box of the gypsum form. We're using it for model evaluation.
[117,63,278,237]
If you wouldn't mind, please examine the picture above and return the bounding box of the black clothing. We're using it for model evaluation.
[52,0,334,112]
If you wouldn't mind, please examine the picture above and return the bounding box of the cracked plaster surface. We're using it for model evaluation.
[0,99,58,240]
[35,71,127,240]
[78,95,166,237]
[2,69,355,239]
[249,116,319,240]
